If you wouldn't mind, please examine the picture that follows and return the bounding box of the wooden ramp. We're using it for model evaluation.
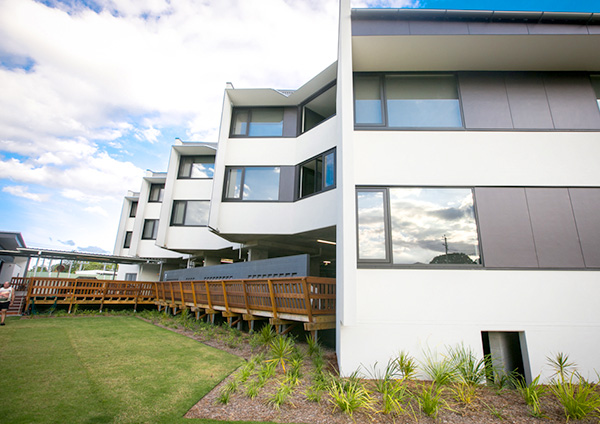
[15,277,156,314]
[155,277,336,335]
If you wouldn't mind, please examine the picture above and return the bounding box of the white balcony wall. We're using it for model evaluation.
[171,179,214,199]
[353,131,600,187]
[218,189,337,235]
[338,268,600,383]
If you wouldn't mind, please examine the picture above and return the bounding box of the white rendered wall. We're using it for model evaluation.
[339,269,600,383]
[217,188,336,235]
[353,131,600,187]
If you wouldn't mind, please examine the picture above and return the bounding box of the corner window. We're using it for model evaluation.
[354,74,462,129]
[142,219,159,240]
[591,75,600,110]
[148,184,164,203]
[129,201,138,218]
[231,108,284,137]
[123,231,132,248]
[357,187,480,266]
[302,83,336,133]
[224,167,280,201]
[298,149,336,199]
[178,156,215,179]
[171,200,209,226]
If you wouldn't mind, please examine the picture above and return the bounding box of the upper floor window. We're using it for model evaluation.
[123,231,132,248]
[178,156,215,179]
[231,108,284,137]
[142,219,158,240]
[170,200,209,226]
[148,184,164,202]
[224,167,280,201]
[591,75,600,110]
[354,74,462,129]
[302,83,336,133]
[357,187,480,266]
[298,149,336,199]
[129,201,138,217]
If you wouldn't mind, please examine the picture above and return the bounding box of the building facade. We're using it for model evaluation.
[115,1,600,382]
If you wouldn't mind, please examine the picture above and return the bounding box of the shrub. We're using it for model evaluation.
[327,374,375,419]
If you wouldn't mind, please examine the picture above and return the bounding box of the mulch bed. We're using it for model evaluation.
[143,318,598,424]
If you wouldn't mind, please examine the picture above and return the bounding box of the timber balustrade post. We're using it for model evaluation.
[24,277,34,314]
[267,279,278,319]
[301,278,314,324]
[179,281,185,312]
[100,281,108,312]
[68,279,77,314]
[169,282,176,314]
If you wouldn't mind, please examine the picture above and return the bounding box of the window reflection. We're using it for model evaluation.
[243,167,280,200]
[231,108,284,137]
[171,201,209,226]
[224,167,280,201]
[357,190,388,260]
[389,188,479,264]
[354,75,383,125]
[178,156,215,179]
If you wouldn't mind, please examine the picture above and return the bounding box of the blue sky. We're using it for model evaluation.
[1,0,598,254]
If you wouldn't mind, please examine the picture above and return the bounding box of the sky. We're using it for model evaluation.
[1,0,599,254]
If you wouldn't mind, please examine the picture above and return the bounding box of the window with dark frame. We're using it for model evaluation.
[123,231,132,248]
[298,149,336,199]
[223,167,281,201]
[170,200,210,226]
[178,156,215,179]
[142,219,159,240]
[302,83,337,133]
[231,108,284,137]
[354,73,463,129]
[148,184,164,202]
[357,187,480,266]
[129,201,138,217]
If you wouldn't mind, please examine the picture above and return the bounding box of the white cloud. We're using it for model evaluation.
[0,0,339,251]
[2,185,49,202]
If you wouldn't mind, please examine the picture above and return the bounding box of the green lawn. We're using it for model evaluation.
[0,316,267,424]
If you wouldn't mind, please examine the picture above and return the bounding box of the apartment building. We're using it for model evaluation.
[115,1,600,382]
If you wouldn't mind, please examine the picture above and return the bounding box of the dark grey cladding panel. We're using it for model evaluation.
[505,73,554,129]
[525,188,585,268]
[526,23,590,34]
[351,19,410,36]
[283,107,298,137]
[467,22,528,34]
[544,73,600,129]
[474,188,538,268]
[459,73,513,129]
[408,20,469,35]
[162,254,310,281]
[569,188,600,268]
[278,166,295,202]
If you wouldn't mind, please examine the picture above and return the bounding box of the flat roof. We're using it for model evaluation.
[0,247,161,265]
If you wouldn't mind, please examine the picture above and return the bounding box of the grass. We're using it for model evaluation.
[0,316,260,424]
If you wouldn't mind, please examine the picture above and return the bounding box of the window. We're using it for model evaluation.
[142,219,159,240]
[123,231,132,248]
[231,108,284,137]
[298,149,336,199]
[354,74,462,128]
[591,75,600,110]
[148,184,164,202]
[302,83,336,133]
[224,167,280,201]
[178,156,215,179]
[357,187,480,266]
[129,201,138,218]
[170,200,209,226]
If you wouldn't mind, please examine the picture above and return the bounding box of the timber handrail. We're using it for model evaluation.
[154,277,336,319]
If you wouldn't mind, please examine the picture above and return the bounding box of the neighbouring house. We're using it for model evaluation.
[114,0,600,383]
